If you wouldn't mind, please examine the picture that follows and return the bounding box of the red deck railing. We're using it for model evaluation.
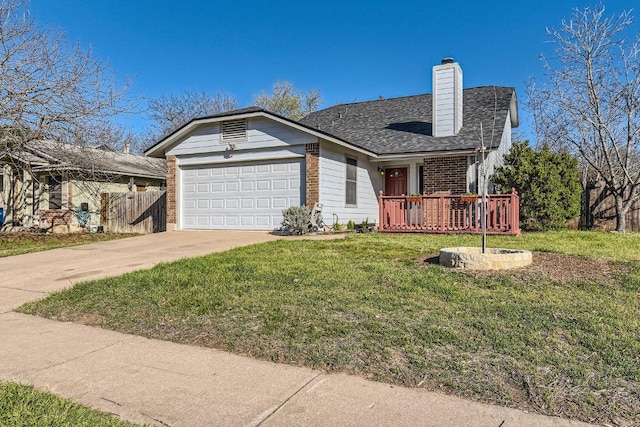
[378,189,520,235]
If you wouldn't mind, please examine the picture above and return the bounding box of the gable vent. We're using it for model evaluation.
[222,119,247,141]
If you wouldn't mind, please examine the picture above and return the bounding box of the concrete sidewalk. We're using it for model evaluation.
[0,231,591,426]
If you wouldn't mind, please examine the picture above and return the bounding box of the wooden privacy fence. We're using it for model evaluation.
[100,191,166,234]
[582,183,640,232]
[378,189,520,235]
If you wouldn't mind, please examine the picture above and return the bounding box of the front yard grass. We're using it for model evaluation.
[0,382,143,426]
[0,232,138,257]
[20,231,640,426]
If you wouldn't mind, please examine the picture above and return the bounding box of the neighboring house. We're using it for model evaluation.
[0,141,166,232]
[145,59,519,231]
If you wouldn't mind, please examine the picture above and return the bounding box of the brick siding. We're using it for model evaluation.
[305,143,319,207]
[39,209,74,233]
[423,156,468,194]
[166,155,177,225]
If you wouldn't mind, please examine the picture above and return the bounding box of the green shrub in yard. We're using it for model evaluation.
[281,205,311,235]
[346,220,355,229]
[493,141,582,231]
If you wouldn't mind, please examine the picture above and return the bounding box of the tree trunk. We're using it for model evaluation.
[615,196,626,232]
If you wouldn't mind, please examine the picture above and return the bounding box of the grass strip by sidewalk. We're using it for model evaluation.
[0,233,138,258]
[0,382,143,427]
[20,231,640,425]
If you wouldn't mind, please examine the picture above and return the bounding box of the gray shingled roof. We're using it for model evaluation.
[300,86,516,155]
[8,141,166,179]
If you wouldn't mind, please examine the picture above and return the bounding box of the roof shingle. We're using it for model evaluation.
[300,86,516,155]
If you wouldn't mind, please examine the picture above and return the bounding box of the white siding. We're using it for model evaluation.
[482,111,513,193]
[432,62,463,137]
[319,141,382,226]
[167,117,315,156]
[177,146,305,167]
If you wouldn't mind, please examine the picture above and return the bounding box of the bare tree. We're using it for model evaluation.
[146,91,238,142]
[0,0,139,228]
[254,81,321,120]
[0,0,134,151]
[529,6,640,231]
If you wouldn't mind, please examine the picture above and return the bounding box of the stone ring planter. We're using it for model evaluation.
[439,247,532,270]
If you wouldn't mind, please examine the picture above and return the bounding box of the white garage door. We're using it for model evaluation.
[181,159,303,230]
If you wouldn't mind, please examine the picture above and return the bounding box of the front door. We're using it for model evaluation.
[385,167,408,196]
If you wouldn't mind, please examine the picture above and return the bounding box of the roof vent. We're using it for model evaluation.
[222,119,247,141]
[441,57,454,64]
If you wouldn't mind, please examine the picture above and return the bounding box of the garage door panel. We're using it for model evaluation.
[272,197,287,208]
[181,159,302,230]
[225,166,239,175]
[256,216,270,226]
[272,179,287,190]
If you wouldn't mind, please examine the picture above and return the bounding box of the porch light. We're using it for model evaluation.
[377,166,385,175]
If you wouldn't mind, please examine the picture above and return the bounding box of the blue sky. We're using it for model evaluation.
[29,1,640,141]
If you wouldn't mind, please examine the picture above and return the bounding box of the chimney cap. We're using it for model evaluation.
[441,57,454,64]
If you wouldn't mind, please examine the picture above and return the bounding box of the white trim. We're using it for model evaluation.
[371,150,478,162]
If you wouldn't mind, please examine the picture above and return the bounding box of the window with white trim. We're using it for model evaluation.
[48,175,63,210]
[222,119,247,141]
[345,157,357,206]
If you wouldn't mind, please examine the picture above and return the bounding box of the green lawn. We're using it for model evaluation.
[0,382,143,427]
[0,232,138,257]
[20,231,640,425]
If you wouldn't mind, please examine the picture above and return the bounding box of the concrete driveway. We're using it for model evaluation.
[0,231,591,426]
[0,231,282,313]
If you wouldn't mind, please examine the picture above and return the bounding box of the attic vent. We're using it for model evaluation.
[222,119,247,141]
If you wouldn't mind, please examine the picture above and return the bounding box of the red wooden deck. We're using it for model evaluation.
[378,189,520,235]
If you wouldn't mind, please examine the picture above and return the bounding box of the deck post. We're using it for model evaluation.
[440,196,446,232]
[378,191,384,231]
[511,188,520,235]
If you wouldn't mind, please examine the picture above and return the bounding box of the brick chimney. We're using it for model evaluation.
[432,58,463,137]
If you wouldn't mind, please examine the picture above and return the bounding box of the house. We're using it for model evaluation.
[144,59,518,231]
[0,141,166,232]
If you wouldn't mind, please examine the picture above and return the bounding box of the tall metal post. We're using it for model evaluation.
[479,123,487,254]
